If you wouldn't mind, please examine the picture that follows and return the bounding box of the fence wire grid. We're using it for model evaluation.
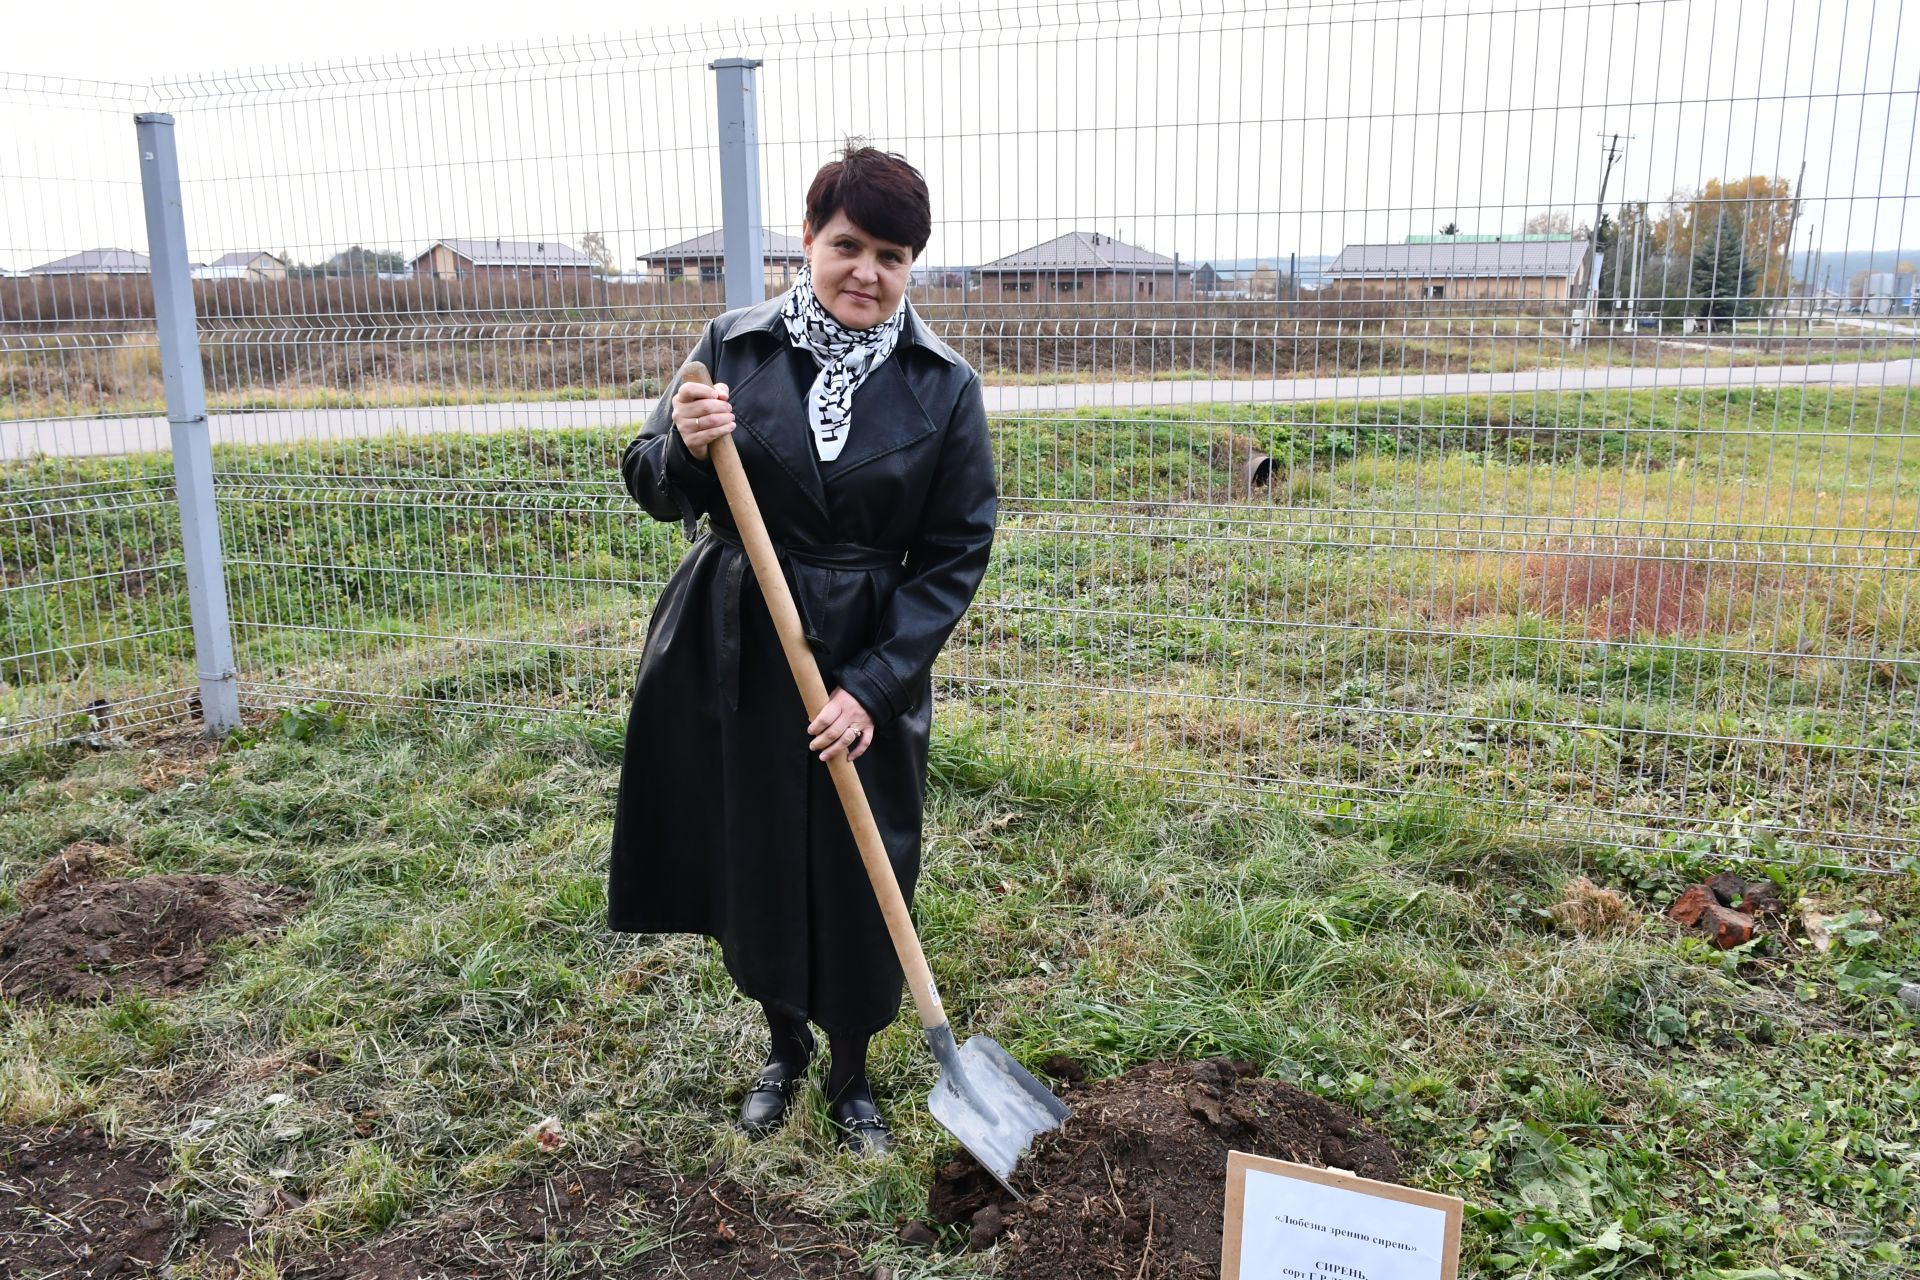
[3,0,1918,867]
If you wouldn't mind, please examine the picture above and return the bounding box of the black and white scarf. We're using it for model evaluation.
[779,260,905,461]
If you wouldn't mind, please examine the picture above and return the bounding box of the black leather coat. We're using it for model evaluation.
[606,294,996,1037]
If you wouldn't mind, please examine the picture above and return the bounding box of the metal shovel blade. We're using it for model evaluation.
[923,1025,1070,1196]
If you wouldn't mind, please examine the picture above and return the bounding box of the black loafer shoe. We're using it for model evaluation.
[737,1060,806,1135]
[828,1090,892,1159]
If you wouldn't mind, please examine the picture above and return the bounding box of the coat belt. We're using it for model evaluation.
[705,524,905,711]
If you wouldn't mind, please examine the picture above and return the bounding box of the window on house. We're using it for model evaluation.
[1055,280,1080,292]
[1423,284,1446,299]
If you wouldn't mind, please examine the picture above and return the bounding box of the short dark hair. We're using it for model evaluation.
[805,142,931,258]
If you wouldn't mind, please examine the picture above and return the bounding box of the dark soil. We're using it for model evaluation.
[0,872,303,1005]
[11,842,131,907]
[2,1125,865,1279]
[927,1058,1402,1279]
[0,1124,175,1279]
[3,1056,1400,1279]
[280,1151,865,1279]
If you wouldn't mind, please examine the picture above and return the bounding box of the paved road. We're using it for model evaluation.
[4,358,1913,461]
[1827,314,1920,336]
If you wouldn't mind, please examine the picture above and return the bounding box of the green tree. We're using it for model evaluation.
[323,245,408,276]
[1693,176,1797,303]
[1596,201,1651,309]
[1690,214,1756,331]
[1641,176,1798,316]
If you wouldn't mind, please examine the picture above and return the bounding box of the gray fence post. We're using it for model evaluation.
[135,112,240,735]
[711,58,767,312]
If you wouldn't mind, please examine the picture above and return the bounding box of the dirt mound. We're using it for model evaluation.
[928,1058,1402,1279]
[13,840,133,906]
[0,873,302,1004]
[1,1124,175,1278]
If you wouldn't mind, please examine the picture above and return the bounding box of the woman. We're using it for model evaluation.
[607,145,996,1157]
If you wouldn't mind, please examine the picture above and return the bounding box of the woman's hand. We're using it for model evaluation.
[807,688,875,763]
[671,377,734,462]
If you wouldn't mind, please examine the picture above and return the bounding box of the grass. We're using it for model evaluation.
[0,708,1914,1276]
[5,384,1919,864]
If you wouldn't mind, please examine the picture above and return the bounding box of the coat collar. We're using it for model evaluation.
[718,293,949,525]
[720,291,960,366]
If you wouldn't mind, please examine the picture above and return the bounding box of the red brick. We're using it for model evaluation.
[1668,884,1715,927]
[1698,902,1756,949]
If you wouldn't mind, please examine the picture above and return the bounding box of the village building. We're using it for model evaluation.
[637,229,807,290]
[27,248,150,279]
[411,238,597,281]
[972,231,1194,301]
[193,251,289,282]
[1322,236,1590,300]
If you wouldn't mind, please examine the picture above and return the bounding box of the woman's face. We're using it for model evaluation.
[802,210,914,329]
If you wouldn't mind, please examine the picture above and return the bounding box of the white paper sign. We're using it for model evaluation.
[1221,1152,1462,1280]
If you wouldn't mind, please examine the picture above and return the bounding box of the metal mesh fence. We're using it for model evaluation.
[1,75,201,744]
[2,0,1916,866]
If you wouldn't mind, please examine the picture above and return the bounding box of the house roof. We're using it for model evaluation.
[977,231,1183,273]
[641,229,807,262]
[1325,238,1589,280]
[29,248,150,275]
[419,238,596,268]
[209,250,284,268]
[1404,233,1573,244]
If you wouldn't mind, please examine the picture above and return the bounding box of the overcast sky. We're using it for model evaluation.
[4,0,1914,274]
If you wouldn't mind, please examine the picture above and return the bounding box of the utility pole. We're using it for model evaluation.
[1612,219,1626,320]
[1782,160,1806,333]
[1574,132,1630,345]
[1627,200,1646,331]
[1799,221,1817,329]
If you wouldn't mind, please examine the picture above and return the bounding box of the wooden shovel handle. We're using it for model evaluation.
[680,361,947,1034]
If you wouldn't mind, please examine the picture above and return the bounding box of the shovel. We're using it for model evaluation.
[682,360,1068,1194]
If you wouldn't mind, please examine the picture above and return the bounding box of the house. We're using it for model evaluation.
[638,230,807,290]
[411,238,596,281]
[1190,262,1250,299]
[1862,272,1917,315]
[972,231,1194,301]
[194,251,289,282]
[27,248,150,279]
[1322,236,1590,300]
[911,266,968,289]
